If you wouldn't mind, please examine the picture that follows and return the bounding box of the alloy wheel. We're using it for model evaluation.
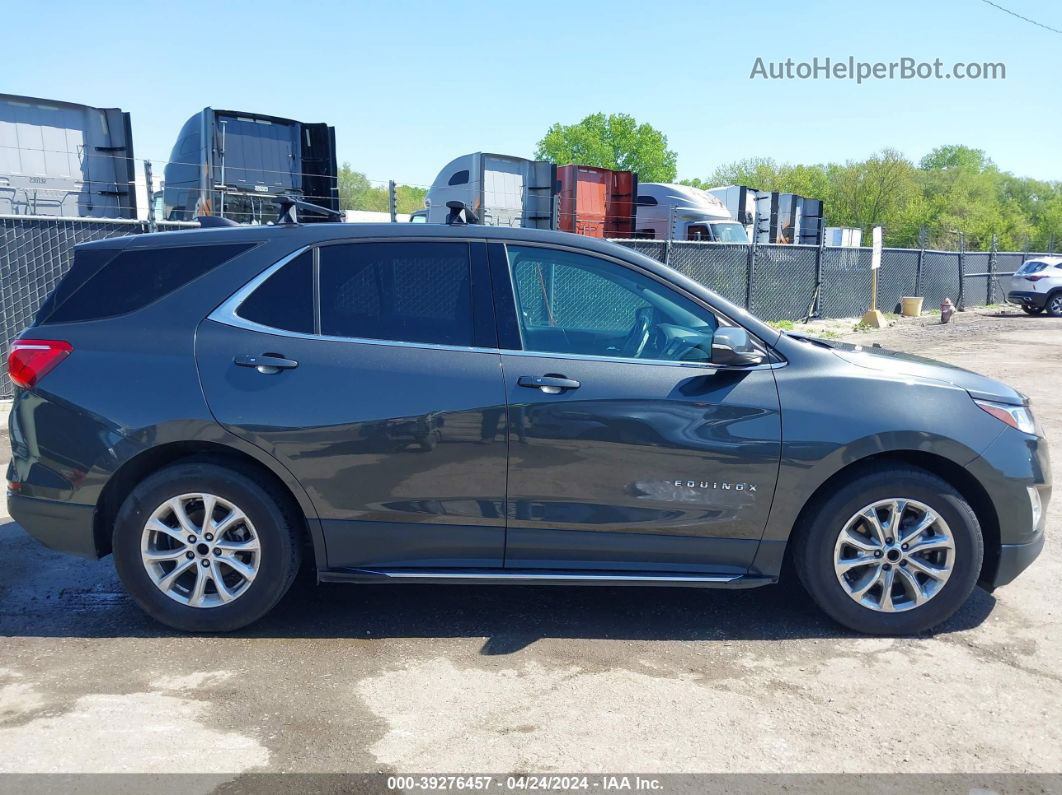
[833,498,954,612]
[140,493,261,608]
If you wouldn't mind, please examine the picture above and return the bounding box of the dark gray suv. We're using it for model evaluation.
[5,224,1050,634]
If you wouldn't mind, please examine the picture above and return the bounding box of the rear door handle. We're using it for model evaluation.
[234,354,299,374]
[518,375,580,394]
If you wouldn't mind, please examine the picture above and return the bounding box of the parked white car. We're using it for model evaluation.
[1007,257,1062,316]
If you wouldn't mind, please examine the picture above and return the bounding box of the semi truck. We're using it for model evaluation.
[162,108,338,224]
[425,153,555,228]
[0,93,137,219]
[634,183,750,242]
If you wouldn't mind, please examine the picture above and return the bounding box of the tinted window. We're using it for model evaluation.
[237,250,314,333]
[507,245,718,362]
[43,243,253,324]
[319,242,473,346]
[636,195,658,206]
[448,169,470,186]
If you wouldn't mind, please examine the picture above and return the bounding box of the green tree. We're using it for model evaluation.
[338,163,428,215]
[534,113,678,181]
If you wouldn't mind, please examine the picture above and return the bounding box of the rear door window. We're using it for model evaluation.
[318,241,474,346]
[41,243,254,324]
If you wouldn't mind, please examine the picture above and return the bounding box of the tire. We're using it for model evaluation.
[793,464,983,635]
[112,461,302,632]
[1046,292,1062,318]
[1021,302,1044,315]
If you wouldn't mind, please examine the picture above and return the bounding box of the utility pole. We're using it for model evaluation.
[388,180,397,223]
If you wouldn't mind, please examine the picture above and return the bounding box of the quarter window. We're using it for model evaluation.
[318,241,474,346]
[506,245,719,362]
[236,250,314,334]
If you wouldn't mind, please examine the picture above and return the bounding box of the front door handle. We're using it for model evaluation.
[234,354,299,374]
[518,374,580,394]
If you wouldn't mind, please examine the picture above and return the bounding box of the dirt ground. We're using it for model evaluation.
[0,306,1059,787]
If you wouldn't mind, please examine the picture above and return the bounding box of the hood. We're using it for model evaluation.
[790,335,1025,405]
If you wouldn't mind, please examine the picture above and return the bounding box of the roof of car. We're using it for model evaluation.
[76,222,640,257]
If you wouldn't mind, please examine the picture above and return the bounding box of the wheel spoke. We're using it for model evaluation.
[900,510,938,545]
[168,498,198,536]
[836,554,879,573]
[201,494,217,534]
[895,566,927,606]
[840,528,881,553]
[906,534,954,556]
[210,560,236,603]
[848,565,883,599]
[904,555,949,580]
[877,566,897,611]
[213,507,248,538]
[885,499,907,537]
[146,519,187,545]
[218,555,256,583]
[143,547,187,563]
[860,508,888,545]
[157,557,195,592]
[188,565,209,607]
[214,537,260,553]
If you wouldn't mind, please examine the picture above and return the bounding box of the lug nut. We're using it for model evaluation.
[900,560,908,567]
[901,543,909,550]
[185,551,194,559]
[882,563,892,570]
[187,535,196,544]
[874,550,883,558]
[213,548,222,557]
[200,559,210,567]
[886,537,894,545]
[205,533,214,542]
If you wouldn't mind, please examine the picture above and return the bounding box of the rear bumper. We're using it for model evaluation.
[6,493,99,559]
[986,529,1045,589]
[1007,290,1047,308]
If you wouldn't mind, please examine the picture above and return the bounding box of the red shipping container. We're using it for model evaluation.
[555,165,638,238]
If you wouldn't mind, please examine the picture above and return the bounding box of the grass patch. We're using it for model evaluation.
[768,320,796,331]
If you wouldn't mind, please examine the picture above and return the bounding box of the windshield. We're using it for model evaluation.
[710,222,749,243]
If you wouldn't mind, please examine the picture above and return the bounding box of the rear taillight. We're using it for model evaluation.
[7,339,73,389]
[1025,275,1047,282]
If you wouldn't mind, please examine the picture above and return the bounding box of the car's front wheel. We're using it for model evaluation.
[113,461,302,632]
[794,464,983,635]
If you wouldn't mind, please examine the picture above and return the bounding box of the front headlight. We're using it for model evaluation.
[974,399,1037,435]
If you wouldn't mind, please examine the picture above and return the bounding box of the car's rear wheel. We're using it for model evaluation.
[113,461,301,632]
[793,464,983,635]
[1020,302,1044,315]
[1046,292,1062,318]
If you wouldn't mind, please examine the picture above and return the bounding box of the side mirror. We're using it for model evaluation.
[711,326,765,367]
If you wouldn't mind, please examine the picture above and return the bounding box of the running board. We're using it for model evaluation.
[319,568,772,589]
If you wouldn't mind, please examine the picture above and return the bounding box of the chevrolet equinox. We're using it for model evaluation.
[5,223,1050,634]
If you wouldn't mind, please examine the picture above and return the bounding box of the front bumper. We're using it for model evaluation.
[1007,290,1047,308]
[988,529,1045,589]
[7,493,99,559]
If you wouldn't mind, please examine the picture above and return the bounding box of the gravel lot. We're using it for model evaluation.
[1,307,1059,786]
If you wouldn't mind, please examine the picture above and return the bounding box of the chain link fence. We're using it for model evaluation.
[0,215,1055,398]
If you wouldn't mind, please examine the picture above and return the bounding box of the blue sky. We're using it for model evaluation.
[5,0,1059,187]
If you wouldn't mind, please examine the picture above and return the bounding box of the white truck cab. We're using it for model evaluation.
[634,183,749,242]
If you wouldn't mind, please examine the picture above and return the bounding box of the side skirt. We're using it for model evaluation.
[318,568,775,589]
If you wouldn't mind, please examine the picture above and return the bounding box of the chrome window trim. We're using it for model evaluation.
[207,240,785,372]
